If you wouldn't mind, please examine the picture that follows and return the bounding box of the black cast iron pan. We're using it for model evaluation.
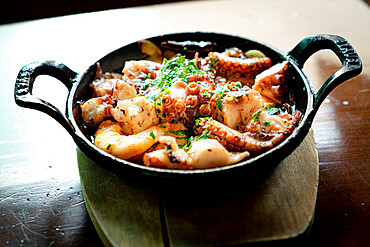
[14,32,362,186]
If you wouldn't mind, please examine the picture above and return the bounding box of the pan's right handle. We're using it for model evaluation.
[14,61,78,135]
[287,35,362,117]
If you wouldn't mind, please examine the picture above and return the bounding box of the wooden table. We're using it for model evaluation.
[0,0,369,246]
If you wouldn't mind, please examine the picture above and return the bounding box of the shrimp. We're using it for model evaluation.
[95,120,165,160]
[81,96,114,126]
[110,96,159,135]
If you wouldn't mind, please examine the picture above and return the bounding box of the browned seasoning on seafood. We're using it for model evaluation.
[80,41,302,169]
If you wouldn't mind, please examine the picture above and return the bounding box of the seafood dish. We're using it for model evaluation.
[15,32,362,181]
[79,40,302,169]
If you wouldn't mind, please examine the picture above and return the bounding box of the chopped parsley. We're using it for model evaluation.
[201,89,212,98]
[253,105,280,122]
[183,136,194,149]
[195,117,213,125]
[252,109,264,122]
[215,82,230,94]
[155,56,205,90]
[150,132,156,139]
[227,90,245,98]
[263,121,271,126]
[213,82,248,110]
[182,126,212,149]
[216,98,223,111]
[106,144,112,150]
[154,97,162,106]
[196,126,212,141]
[169,129,190,140]
[265,105,279,115]
[158,124,168,134]
[141,78,155,90]
[144,55,212,104]
[209,57,218,72]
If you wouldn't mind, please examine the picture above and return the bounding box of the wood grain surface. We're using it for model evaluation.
[78,131,318,247]
[0,0,369,246]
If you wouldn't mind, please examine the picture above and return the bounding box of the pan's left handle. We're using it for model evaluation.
[14,61,78,135]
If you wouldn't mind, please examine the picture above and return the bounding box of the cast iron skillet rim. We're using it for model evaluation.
[67,31,314,175]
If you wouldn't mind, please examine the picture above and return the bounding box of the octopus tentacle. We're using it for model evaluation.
[186,82,200,95]
[252,61,290,104]
[194,114,301,153]
[208,52,271,87]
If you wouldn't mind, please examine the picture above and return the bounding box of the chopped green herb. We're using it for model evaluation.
[106,144,112,150]
[176,137,188,140]
[169,129,189,139]
[154,55,206,90]
[252,109,264,122]
[141,79,155,90]
[158,124,166,128]
[181,126,212,150]
[146,87,161,103]
[209,57,218,72]
[154,98,162,106]
[201,89,212,98]
[252,105,279,122]
[150,132,156,139]
[227,90,245,98]
[216,99,223,111]
[263,121,271,126]
[144,55,213,104]
[195,116,213,125]
[183,136,195,149]
[234,82,242,88]
[215,83,230,94]
[196,126,212,141]
[265,105,279,115]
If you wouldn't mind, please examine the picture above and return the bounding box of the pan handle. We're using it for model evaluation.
[287,34,362,113]
[14,61,78,135]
